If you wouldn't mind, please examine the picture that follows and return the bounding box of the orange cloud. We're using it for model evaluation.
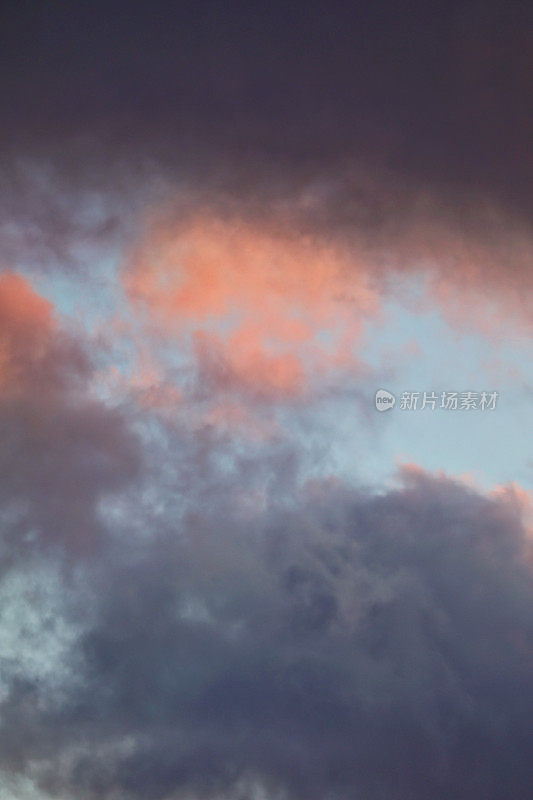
[0,270,87,399]
[194,329,304,399]
[0,270,54,394]
[0,270,54,332]
[126,213,374,321]
[120,197,532,418]
[124,211,380,398]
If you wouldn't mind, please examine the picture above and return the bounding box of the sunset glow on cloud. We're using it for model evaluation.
[123,211,380,398]
[0,3,532,800]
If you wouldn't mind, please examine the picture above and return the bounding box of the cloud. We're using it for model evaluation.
[0,270,140,556]
[0,461,532,800]
[124,209,378,393]
[0,5,531,798]
[1,141,531,349]
[115,194,532,429]
[1,2,531,215]
[0,271,89,397]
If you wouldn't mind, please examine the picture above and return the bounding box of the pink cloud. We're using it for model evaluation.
[122,210,381,405]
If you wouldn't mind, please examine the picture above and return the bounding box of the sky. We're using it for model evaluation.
[0,2,532,799]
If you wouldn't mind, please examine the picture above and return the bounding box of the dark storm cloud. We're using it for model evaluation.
[1,453,532,800]
[0,153,161,271]
[1,0,531,216]
[1,1,532,327]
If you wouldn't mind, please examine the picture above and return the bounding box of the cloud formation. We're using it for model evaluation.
[0,271,140,557]
[0,4,531,799]
[1,459,532,800]
[124,210,379,400]
[1,2,532,334]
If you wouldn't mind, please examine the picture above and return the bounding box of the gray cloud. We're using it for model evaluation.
[1,448,531,800]
[1,1,531,216]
